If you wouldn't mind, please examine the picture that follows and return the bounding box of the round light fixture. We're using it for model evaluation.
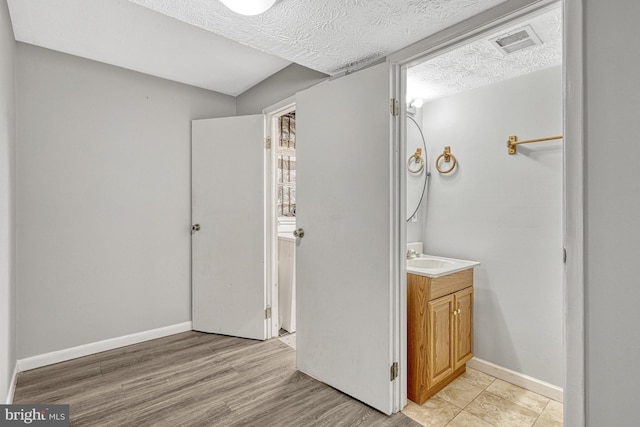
[220,0,277,15]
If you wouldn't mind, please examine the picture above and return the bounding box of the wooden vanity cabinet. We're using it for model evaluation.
[408,269,473,404]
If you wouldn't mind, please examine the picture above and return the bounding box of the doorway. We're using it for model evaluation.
[399,2,566,425]
[268,107,298,345]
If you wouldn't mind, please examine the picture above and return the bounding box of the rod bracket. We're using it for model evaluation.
[507,135,518,155]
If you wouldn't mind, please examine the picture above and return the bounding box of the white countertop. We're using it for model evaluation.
[406,254,480,278]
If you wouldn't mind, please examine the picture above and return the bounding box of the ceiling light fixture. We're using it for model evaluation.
[220,0,277,16]
[409,99,424,109]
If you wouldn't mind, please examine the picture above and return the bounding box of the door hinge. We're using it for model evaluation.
[390,362,399,381]
[563,247,567,264]
[390,98,399,116]
[265,306,272,319]
[265,136,272,149]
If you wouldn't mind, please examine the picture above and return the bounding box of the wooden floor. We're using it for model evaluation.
[14,332,419,427]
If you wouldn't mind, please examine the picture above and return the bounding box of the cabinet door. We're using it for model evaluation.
[454,287,474,369]
[427,294,455,387]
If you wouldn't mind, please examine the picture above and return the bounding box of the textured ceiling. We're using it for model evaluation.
[8,0,552,98]
[129,0,509,75]
[7,0,291,96]
[407,6,562,103]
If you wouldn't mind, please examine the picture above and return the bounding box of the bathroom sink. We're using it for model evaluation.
[407,257,454,269]
[406,255,480,278]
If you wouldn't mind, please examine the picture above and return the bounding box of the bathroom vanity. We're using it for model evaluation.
[407,256,478,404]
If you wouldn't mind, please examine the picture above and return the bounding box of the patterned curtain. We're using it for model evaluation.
[277,113,296,217]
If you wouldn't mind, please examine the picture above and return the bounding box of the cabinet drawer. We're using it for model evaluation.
[430,269,473,300]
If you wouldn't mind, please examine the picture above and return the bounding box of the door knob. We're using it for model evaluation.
[293,228,305,238]
[192,224,201,232]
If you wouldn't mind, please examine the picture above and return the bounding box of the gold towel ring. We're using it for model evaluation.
[407,148,424,174]
[436,146,457,174]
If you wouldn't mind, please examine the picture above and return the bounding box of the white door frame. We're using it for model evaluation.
[263,96,297,339]
[389,0,584,424]
[389,62,404,411]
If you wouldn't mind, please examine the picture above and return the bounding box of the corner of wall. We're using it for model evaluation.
[236,63,328,115]
[5,363,18,404]
[0,0,17,405]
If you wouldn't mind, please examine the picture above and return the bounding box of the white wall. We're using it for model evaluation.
[421,67,563,386]
[15,43,236,359]
[584,0,640,424]
[0,0,16,402]
[236,63,327,115]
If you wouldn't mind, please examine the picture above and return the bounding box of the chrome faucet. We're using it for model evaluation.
[406,249,419,260]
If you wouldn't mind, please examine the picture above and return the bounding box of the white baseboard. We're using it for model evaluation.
[5,362,18,404]
[17,322,192,373]
[467,357,563,402]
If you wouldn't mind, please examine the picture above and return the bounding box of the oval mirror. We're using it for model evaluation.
[406,116,428,221]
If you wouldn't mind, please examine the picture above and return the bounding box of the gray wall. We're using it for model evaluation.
[15,43,236,358]
[0,0,16,402]
[236,63,327,115]
[422,67,563,386]
[584,0,640,424]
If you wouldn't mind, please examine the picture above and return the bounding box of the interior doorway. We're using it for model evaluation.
[271,107,298,343]
[265,103,297,342]
[398,1,566,424]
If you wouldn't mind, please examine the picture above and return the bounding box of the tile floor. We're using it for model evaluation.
[278,331,296,349]
[278,333,561,426]
[402,369,563,427]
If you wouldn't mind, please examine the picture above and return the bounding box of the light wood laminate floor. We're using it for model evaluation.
[14,331,419,427]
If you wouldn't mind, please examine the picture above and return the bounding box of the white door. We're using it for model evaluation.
[296,63,400,414]
[192,115,267,340]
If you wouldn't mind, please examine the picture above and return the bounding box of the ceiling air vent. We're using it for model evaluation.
[489,25,543,55]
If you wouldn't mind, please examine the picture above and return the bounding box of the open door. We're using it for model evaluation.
[192,115,267,340]
[296,63,400,414]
